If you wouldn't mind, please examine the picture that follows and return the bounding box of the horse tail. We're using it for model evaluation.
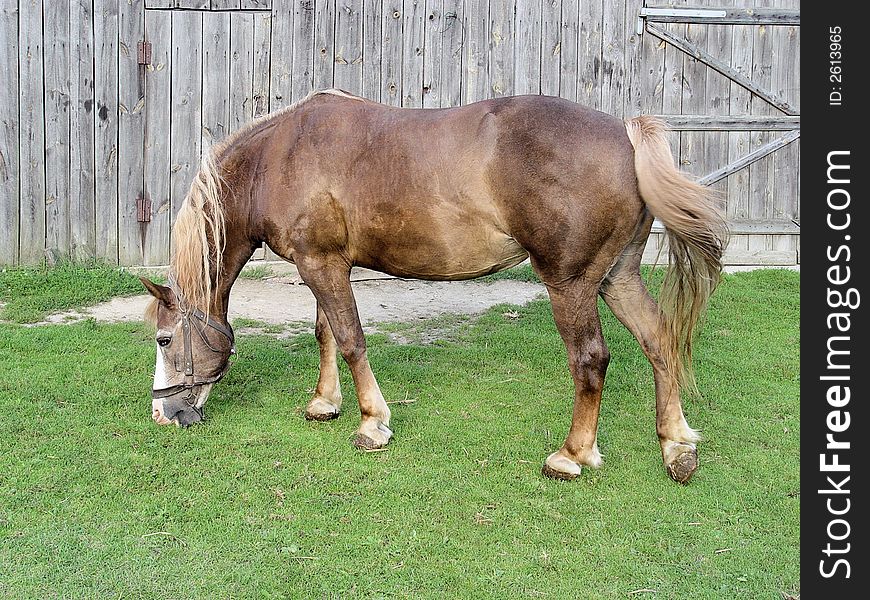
[624,115,728,394]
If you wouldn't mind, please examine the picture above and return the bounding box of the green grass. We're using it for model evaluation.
[0,261,145,323]
[479,263,540,283]
[0,269,799,599]
[239,264,274,280]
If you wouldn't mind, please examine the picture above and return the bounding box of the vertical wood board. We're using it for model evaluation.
[334,0,364,94]
[401,0,424,106]
[70,0,97,260]
[0,4,20,264]
[44,0,71,257]
[94,0,120,262]
[144,9,172,265]
[118,0,147,265]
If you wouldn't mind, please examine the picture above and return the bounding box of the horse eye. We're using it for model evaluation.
[157,336,172,347]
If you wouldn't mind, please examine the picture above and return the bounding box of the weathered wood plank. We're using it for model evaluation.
[145,1,174,8]
[656,115,800,130]
[169,10,203,254]
[771,0,799,251]
[726,5,753,230]
[229,12,255,133]
[643,236,797,266]
[576,0,602,108]
[702,10,734,197]
[361,0,382,102]
[402,0,425,106]
[94,0,119,263]
[463,0,488,103]
[624,0,660,117]
[488,0,514,98]
[335,0,364,94]
[291,0,316,102]
[439,0,463,107]
[514,0,541,95]
[422,0,443,106]
[652,219,800,235]
[44,0,71,258]
[640,6,799,25]
[600,0,625,117]
[660,21,682,162]
[252,10,272,117]
[559,0,580,102]
[270,0,293,109]
[143,9,172,266]
[118,0,146,265]
[748,0,775,256]
[0,4,20,264]
[381,3,403,105]
[679,19,708,179]
[242,0,273,8]
[722,246,797,266]
[171,0,209,8]
[201,12,230,147]
[540,0,561,97]
[70,0,96,261]
[211,0,241,9]
[313,0,335,91]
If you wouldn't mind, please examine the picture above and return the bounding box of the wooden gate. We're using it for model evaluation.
[637,3,800,266]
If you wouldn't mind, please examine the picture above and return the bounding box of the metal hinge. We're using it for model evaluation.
[136,197,152,223]
[138,40,152,66]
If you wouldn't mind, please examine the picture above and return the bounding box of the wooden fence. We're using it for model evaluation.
[0,0,799,267]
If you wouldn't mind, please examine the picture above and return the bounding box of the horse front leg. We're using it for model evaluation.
[296,257,393,450]
[304,303,343,421]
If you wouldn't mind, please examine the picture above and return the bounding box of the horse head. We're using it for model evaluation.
[141,278,235,427]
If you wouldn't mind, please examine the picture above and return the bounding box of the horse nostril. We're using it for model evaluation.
[152,408,161,421]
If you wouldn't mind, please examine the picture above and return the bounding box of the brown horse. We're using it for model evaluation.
[140,89,726,484]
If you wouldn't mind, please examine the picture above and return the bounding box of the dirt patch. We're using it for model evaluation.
[42,269,546,334]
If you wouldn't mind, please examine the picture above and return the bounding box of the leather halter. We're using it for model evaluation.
[152,298,236,402]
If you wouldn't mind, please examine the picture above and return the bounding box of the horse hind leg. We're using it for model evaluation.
[541,279,610,480]
[304,302,343,421]
[599,223,700,483]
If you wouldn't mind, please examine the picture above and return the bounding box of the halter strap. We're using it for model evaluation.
[152,280,235,400]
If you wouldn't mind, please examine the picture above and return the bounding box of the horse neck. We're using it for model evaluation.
[202,114,280,317]
[207,186,257,320]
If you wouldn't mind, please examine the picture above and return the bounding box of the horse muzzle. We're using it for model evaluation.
[152,386,207,427]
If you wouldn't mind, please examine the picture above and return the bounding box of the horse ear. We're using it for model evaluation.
[139,277,175,307]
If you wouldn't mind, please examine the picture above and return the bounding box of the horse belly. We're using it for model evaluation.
[359,221,529,281]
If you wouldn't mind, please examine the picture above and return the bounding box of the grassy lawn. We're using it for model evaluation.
[0,268,799,599]
[0,261,145,323]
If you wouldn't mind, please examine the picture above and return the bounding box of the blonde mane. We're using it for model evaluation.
[169,89,362,316]
[171,150,226,316]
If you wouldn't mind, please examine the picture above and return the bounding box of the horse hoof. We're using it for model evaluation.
[353,434,382,450]
[666,446,698,484]
[304,397,340,421]
[353,421,393,450]
[541,452,582,481]
[305,408,340,422]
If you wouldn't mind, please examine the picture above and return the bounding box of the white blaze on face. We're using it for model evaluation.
[153,343,172,391]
